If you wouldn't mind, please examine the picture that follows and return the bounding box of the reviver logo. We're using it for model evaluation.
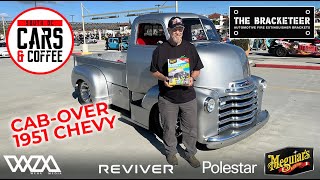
[4,155,61,175]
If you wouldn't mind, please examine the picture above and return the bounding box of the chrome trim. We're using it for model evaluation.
[225,84,255,95]
[219,109,257,125]
[219,103,257,118]
[80,82,91,103]
[205,110,269,149]
[218,116,256,133]
[219,97,258,111]
[220,90,256,103]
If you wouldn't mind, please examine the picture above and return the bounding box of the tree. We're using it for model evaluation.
[212,20,219,25]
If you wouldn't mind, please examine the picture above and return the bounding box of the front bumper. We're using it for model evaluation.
[205,110,269,149]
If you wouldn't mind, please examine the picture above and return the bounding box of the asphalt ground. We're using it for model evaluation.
[0,41,319,179]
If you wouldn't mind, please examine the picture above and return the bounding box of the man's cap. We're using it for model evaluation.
[168,16,184,29]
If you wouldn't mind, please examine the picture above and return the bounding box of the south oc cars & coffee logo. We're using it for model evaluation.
[6,7,74,75]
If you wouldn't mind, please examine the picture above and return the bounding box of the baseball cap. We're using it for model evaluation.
[168,16,184,29]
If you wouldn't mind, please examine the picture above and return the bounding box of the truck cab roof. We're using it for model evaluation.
[132,13,220,46]
[135,13,207,27]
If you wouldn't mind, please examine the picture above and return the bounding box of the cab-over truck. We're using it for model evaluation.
[71,13,269,149]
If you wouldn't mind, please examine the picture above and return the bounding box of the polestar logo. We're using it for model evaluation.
[4,155,61,174]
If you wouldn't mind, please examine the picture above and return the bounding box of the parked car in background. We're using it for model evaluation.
[0,42,9,58]
[122,36,130,43]
[80,38,97,44]
[105,37,128,50]
[268,38,320,57]
[74,39,81,46]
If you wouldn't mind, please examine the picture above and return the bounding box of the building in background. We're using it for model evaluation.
[208,13,229,36]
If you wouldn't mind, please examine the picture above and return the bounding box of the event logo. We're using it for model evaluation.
[6,7,74,75]
[265,147,313,175]
[4,155,61,175]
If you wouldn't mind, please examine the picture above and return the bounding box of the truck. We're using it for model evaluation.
[71,13,269,149]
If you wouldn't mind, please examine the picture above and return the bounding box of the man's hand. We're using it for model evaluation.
[188,77,194,86]
[164,77,173,88]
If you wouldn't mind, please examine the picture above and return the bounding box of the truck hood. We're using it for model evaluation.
[193,41,250,92]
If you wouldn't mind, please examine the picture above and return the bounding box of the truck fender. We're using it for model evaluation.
[71,65,109,102]
[141,85,159,111]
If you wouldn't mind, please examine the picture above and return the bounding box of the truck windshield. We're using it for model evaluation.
[182,18,220,42]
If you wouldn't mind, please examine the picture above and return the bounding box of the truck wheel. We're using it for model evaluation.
[76,80,92,105]
[275,47,287,57]
[150,104,182,143]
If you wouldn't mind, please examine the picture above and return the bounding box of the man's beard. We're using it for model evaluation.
[169,36,182,46]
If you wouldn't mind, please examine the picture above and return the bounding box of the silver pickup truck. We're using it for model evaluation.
[71,13,269,149]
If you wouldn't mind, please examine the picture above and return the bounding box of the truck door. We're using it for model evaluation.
[127,20,168,93]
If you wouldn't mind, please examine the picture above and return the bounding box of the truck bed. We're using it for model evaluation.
[74,51,128,87]
[85,51,127,63]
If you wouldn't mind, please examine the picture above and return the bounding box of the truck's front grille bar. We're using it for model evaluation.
[218,89,258,133]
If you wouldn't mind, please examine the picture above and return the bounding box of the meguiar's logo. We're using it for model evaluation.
[169,59,177,64]
[265,147,313,175]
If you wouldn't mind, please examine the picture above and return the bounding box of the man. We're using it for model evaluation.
[150,16,204,168]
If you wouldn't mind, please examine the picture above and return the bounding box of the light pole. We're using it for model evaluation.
[81,3,89,53]
[155,4,161,13]
[175,1,178,13]
[2,17,5,37]
[0,16,6,40]
[70,15,75,23]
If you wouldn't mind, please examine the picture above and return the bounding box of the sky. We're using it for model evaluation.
[0,1,319,23]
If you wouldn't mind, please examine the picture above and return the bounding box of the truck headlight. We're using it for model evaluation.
[259,79,267,89]
[204,97,215,113]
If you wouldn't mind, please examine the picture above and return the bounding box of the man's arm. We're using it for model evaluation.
[188,70,200,86]
[152,71,173,88]
[191,70,200,80]
[152,71,166,81]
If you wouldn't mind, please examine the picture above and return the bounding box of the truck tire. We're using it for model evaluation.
[275,47,288,57]
[76,80,92,105]
[150,104,182,143]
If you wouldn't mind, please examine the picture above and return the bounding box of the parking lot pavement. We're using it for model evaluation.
[0,51,319,178]
[248,50,320,70]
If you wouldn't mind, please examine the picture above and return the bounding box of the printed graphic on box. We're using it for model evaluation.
[168,56,190,86]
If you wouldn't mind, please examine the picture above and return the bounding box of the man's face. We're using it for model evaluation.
[169,26,184,45]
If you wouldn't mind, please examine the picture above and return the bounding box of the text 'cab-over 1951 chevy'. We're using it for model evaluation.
[71,13,269,149]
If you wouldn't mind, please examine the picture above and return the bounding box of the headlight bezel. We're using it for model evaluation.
[204,97,216,113]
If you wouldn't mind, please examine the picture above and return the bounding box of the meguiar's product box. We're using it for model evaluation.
[168,56,190,86]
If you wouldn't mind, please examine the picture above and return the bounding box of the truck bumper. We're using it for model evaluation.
[204,110,269,149]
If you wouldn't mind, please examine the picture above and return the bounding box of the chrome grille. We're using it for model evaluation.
[218,89,258,133]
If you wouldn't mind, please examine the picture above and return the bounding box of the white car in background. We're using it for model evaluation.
[0,41,9,58]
